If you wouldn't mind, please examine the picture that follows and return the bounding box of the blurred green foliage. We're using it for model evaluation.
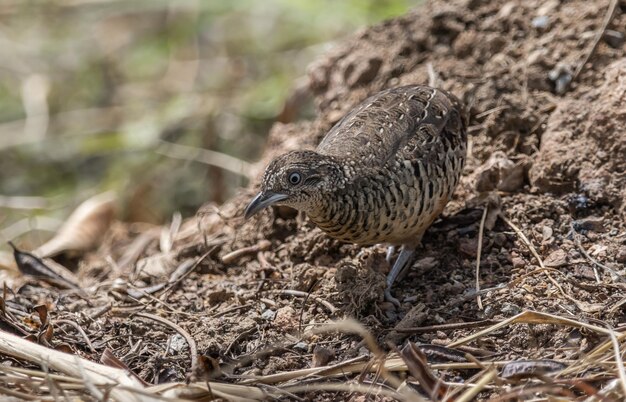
[0,0,420,245]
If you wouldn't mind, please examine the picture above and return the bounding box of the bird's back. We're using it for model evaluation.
[310,85,467,245]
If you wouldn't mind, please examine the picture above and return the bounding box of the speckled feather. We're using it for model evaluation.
[256,85,467,247]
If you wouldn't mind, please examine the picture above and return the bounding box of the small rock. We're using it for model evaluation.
[548,63,573,94]
[541,226,553,242]
[573,265,596,280]
[531,16,550,29]
[544,249,568,267]
[208,290,234,305]
[415,256,438,271]
[573,216,606,233]
[459,237,479,257]
[616,247,626,264]
[274,306,297,328]
[604,30,625,49]
[312,346,335,367]
[566,194,591,213]
[293,342,308,351]
[169,334,187,353]
[261,309,276,321]
[500,302,522,316]
[335,264,357,283]
[512,256,526,268]
[493,232,507,247]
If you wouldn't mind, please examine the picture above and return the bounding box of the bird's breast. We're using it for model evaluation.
[307,151,464,245]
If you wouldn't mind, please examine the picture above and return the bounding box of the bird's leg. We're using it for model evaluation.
[385,245,396,263]
[384,245,415,307]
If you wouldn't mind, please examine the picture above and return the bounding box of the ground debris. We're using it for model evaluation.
[3,0,626,400]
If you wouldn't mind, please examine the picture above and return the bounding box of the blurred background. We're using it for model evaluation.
[0,0,419,248]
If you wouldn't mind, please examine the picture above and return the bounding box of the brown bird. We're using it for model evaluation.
[245,85,467,305]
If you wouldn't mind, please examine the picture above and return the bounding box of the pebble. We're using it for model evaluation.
[169,334,187,353]
[261,309,276,320]
[573,216,605,233]
[604,30,625,49]
[312,346,335,367]
[512,256,526,268]
[500,302,522,316]
[544,249,568,267]
[294,342,308,351]
[616,247,626,264]
[541,226,553,242]
[531,15,550,29]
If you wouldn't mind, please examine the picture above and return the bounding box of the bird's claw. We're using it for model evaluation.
[384,288,401,308]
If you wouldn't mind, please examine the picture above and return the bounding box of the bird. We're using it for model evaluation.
[244,85,467,306]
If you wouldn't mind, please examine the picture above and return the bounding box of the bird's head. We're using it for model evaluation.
[244,150,343,219]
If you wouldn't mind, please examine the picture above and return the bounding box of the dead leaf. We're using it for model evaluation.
[544,249,568,267]
[54,343,74,353]
[9,242,80,289]
[501,359,567,379]
[418,344,469,363]
[33,304,49,327]
[101,348,150,386]
[34,192,117,258]
[398,343,450,400]
[160,211,182,254]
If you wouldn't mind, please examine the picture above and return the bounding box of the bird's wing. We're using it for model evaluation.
[316,85,465,168]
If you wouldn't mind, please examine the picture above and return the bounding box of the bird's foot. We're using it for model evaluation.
[384,287,401,308]
[383,245,415,309]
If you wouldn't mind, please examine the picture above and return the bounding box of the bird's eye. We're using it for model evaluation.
[288,172,302,185]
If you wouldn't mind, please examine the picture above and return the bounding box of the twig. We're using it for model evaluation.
[75,357,104,400]
[224,326,258,357]
[394,319,498,334]
[500,215,578,307]
[112,310,198,379]
[454,368,497,402]
[222,240,271,264]
[282,382,416,402]
[475,105,508,119]
[575,233,622,281]
[56,320,96,353]
[210,304,253,319]
[448,310,615,349]
[298,279,321,334]
[268,289,338,314]
[569,0,619,88]
[427,62,439,88]
[475,206,488,310]
[158,248,215,300]
[607,325,626,397]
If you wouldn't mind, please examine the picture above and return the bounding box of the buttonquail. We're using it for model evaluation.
[245,85,467,306]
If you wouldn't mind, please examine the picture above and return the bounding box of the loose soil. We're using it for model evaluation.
[4,0,626,400]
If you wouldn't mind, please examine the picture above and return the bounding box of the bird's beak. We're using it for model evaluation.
[244,192,289,219]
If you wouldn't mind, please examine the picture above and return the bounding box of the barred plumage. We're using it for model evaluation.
[245,85,467,306]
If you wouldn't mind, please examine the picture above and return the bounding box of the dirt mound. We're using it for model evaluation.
[530,59,626,216]
[3,0,626,400]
